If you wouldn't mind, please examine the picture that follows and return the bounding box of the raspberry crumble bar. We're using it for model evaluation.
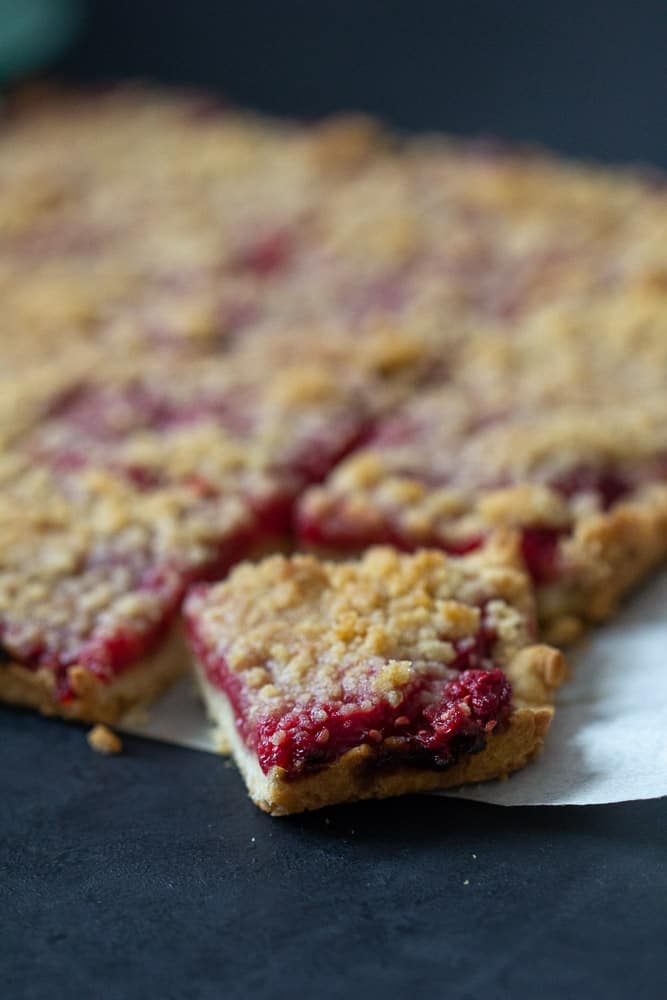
[0,461,255,722]
[298,391,667,642]
[184,543,565,813]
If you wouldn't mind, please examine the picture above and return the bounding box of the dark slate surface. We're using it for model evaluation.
[55,0,667,168]
[1,706,665,1000]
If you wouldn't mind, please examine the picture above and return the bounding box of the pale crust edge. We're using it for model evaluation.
[195,643,567,815]
[0,622,188,724]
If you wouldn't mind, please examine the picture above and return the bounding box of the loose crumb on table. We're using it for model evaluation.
[87,724,123,755]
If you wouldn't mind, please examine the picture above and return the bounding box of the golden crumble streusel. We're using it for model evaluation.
[186,546,535,713]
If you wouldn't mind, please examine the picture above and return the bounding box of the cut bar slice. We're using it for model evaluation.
[0,463,257,722]
[297,390,667,642]
[184,542,565,814]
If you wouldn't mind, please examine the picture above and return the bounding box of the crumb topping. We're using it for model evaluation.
[185,547,536,775]
[186,546,532,711]
[1,86,665,385]
[298,392,667,561]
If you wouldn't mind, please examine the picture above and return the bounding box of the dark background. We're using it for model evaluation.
[3,3,667,998]
[54,0,667,166]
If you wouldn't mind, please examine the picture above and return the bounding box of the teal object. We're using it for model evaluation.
[0,0,82,81]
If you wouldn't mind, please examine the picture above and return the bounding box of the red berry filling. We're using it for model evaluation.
[549,465,631,509]
[44,381,255,442]
[519,527,563,585]
[299,500,566,587]
[187,610,511,778]
[254,669,511,776]
[231,228,293,277]
[296,501,485,557]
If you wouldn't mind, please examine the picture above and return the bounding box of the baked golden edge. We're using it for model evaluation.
[194,643,567,816]
[0,622,188,725]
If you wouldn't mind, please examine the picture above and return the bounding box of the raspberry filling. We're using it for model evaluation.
[296,500,485,557]
[519,528,563,585]
[549,465,632,509]
[231,228,293,277]
[299,502,565,585]
[186,612,512,778]
[44,381,256,442]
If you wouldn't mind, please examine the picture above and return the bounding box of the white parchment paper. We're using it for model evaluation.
[121,570,667,806]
